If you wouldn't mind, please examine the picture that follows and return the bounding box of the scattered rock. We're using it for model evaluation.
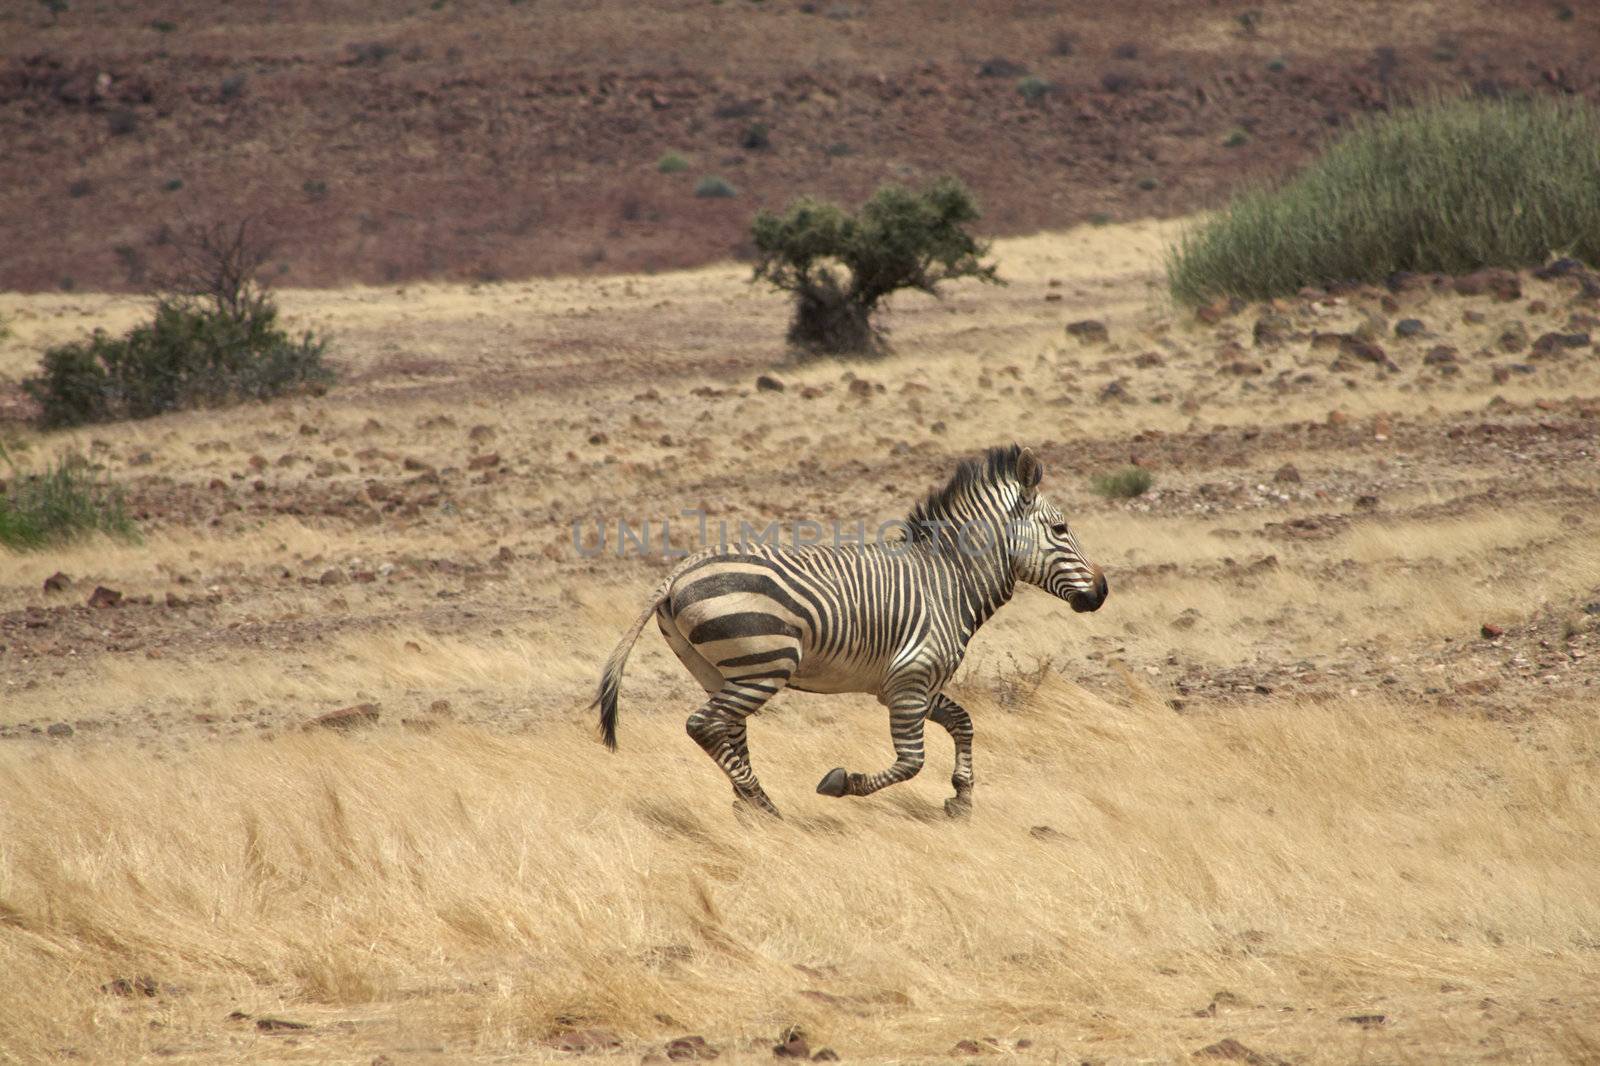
[467,451,501,470]
[43,571,72,593]
[1099,379,1132,402]
[1133,351,1165,368]
[1423,345,1458,366]
[319,568,347,586]
[1454,269,1520,301]
[1480,623,1505,639]
[756,374,786,392]
[1193,1038,1286,1065]
[1533,257,1584,280]
[666,1035,719,1060]
[256,1017,312,1032]
[1462,309,1487,324]
[847,378,876,398]
[1219,360,1264,376]
[1394,318,1426,338]
[101,976,159,997]
[773,1026,811,1059]
[1341,1014,1387,1029]
[468,424,496,443]
[1066,319,1109,344]
[1497,322,1528,354]
[307,703,381,731]
[47,722,74,738]
[1252,313,1292,346]
[1273,464,1301,484]
[588,431,609,445]
[429,699,453,715]
[1354,494,1379,510]
[1029,825,1062,840]
[547,1029,622,1053]
[87,585,123,609]
[1531,331,1589,357]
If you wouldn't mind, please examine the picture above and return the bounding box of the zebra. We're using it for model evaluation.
[593,444,1107,818]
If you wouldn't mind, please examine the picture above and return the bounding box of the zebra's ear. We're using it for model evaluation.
[1015,447,1043,499]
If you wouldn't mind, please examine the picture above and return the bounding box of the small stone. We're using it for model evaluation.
[1354,494,1379,510]
[1194,1038,1285,1064]
[43,571,72,593]
[1481,623,1504,639]
[1533,257,1584,280]
[1341,1014,1387,1029]
[848,378,875,398]
[1531,331,1589,357]
[1066,319,1109,344]
[811,1051,839,1062]
[256,1017,311,1032]
[402,456,432,472]
[307,703,381,731]
[1253,313,1292,346]
[666,1035,719,1061]
[429,699,453,715]
[1462,309,1486,324]
[87,585,123,608]
[319,568,346,586]
[1423,345,1458,366]
[47,722,75,738]
[546,1029,622,1053]
[773,1031,811,1059]
[468,424,496,442]
[1273,464,1301,484]
[467,451,500,470]
[756,374,786,392]
[102,976,158,997]
[588,431,609,445]
[1497,322,1528,353]
[1326,409,1348,426]
[1394,318,1425,338]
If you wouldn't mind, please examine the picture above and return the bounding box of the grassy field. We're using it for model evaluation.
[2,216,1599,1062]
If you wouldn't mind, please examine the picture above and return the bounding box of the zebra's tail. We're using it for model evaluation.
[594,570,681,751]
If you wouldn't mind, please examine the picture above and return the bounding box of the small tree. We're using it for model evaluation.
[751,177,1001,355]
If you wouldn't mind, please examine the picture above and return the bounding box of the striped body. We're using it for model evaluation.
[594,444,1107,818]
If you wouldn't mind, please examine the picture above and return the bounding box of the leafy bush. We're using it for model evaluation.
[23,221,333,429]
[657,151,690,174]
[1090,466,1153,499]
[1168,96,1600,304]
[751,177,1001,355]
[0,444,135,551]
[694,175,737,198]
[1017,76,1052,102]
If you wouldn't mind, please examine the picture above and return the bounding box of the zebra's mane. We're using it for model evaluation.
[904,444,1025,543]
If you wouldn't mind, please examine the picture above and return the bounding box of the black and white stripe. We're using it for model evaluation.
[594,444,1107,818]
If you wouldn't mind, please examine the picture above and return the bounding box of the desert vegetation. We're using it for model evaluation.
[751,177,1000,355]
[22,221,332,428]
[0,444,134,550]
[1168,96,1600,303]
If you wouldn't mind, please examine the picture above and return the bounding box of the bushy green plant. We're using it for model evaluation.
[0,444,136,550]
[1168,96,1600,304]
[1017,75,1052,102]
[751,177,1001,355]
[23,221,332,428]
[1090,466,1153,499]
[657,151,690,174]
[694,175,737,198]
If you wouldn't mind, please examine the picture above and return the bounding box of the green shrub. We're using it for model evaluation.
[751,176,1001,355]
[1090,466,1153,499]
[694,175,737,198]
[0,445,136,551]
[1017,75,1052,102]
[657,151,690,174]
[740,123,770,150]
[1168,96,1600,304]
[23,220,332,429]
[1222,128,1250,148]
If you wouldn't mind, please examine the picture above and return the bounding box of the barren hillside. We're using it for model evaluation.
[3,0,1599,289]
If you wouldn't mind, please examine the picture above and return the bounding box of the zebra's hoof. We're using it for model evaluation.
[944,795,973,819]
[816,767,850,797]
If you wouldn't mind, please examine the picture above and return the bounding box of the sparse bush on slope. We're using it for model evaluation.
[22,220,333,429]
[1168,96,1600,304]
[751,176,1001,355]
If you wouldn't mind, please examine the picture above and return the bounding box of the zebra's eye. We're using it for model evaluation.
[1050,523,1069,537]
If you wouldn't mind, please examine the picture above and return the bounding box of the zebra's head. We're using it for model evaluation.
[1008,447,1108,613]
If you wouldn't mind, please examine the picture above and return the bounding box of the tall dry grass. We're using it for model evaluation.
[2,676,1597,1063]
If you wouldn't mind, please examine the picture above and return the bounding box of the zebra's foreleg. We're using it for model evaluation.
[686,682,784,818]
[928,693,975,818]
[817,696,927,799]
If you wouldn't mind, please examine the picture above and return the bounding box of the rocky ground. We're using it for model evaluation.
[1,218,1596,746]
[3,0,1599,290]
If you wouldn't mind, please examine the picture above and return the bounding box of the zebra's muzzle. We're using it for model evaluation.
[1068,568,1108,613]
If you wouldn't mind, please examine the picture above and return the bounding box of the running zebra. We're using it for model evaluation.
[594,444,1107,818]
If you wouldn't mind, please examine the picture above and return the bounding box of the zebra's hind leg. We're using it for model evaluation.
[817,694,927,799]
[928,693,975,818]
[686,680,787,818]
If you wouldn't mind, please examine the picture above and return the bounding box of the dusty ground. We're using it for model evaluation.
[1,219,1598,1063]
[4,1,1599,289]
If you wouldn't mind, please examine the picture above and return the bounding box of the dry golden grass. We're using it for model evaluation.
[3,676,1597,1064]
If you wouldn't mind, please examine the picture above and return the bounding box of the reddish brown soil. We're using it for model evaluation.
[3,0,1597,292]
